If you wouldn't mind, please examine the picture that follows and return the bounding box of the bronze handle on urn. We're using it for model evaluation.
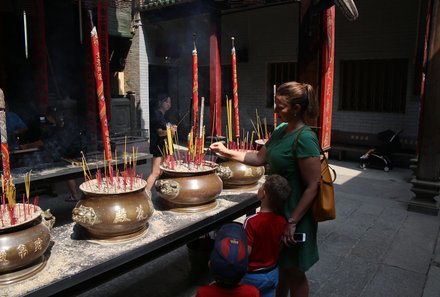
[155,179,180,200]
[215,165,233,180]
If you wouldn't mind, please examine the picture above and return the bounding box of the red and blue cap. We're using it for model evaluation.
[210,222,248,284]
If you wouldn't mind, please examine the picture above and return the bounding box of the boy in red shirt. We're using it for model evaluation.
[242,175,291,297]
[196,223,260,297]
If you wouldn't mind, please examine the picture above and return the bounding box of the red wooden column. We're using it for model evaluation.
[32,0,48,109]
[319,6,335,150]
[297,0,321,129]
[209,13,222,137]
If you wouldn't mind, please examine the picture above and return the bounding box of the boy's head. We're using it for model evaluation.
[209,223,248,286]
[259,174,292,212]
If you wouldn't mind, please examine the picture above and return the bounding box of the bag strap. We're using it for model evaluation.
[292,125,308,159]
[292,126,337,183]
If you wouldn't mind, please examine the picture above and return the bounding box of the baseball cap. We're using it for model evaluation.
[209,222,248,284]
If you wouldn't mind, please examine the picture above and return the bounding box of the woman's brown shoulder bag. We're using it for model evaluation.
[294,127,336,222]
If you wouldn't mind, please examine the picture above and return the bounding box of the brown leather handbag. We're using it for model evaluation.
[293,127,336,222]
[312,149,336,222]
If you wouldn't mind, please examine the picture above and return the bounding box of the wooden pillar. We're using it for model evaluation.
[297,0,322,128]
[409,0,440,215]
[209,12,222,137]
[32,0,49,109]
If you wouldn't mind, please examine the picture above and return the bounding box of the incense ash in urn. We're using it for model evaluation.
[72,177,153,241]
[0,205,55,285]
[155,161,222,213]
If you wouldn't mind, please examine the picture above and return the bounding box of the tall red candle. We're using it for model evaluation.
[231,37,240,138]
[90,25,112,161]
[0,89,10,185]
[192,36,199,135]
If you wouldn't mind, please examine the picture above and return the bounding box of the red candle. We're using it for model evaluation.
[90,25,112,161]
[231,37,240,138]
[192,35,199,135]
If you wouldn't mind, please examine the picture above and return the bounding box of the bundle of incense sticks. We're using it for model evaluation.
[250,109,272,141]
[161,96,210,171]
[0,172,40,227]
[80,147,141,193]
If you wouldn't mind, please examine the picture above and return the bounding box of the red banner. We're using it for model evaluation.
[192,46,199,134]
[91,27,112,161]
[319,7,335,151]
[231,41,240,138]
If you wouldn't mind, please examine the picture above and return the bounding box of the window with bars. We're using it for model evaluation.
[338,59,408,113]
[267,62,297,107]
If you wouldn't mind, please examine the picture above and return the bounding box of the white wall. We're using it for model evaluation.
[332,0,420,138]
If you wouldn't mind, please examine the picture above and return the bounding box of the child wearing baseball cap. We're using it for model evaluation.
[196,222,260,297]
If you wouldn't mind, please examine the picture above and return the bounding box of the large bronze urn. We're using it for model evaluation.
[216,156,265,188]
[155,161,223,212]
[0,205,55,285]
[72,177,153,240]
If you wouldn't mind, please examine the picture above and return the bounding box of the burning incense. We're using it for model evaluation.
[231,37,240,138]
[192,34,199,136]
[89,11,112,161]
[0,88,11,185]
[199,97,205,139]
[24,171,31,201]
[23,10,28,59]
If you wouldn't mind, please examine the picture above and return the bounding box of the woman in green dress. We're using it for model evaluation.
[210,81,321,297]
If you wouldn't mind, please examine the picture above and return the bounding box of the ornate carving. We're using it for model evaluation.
[244,167,253,177]
[72,205,101,226]
[42,209,56,229]
[34,238,43,252]
[256,166,264,175]
[0,250,9,265]
[17,244,28,259]
[155,180,180,199]
[113,208,131,223]
[216,165,233,180]
[136,205,149,221]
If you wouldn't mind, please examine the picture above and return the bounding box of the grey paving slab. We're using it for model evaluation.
[383,212,440,274]
[422,265,440,297]
[360,264,425,297]
[313,255,379,297]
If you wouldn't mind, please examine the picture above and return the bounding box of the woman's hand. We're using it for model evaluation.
[209,142,227,155]
[282,222,298,246]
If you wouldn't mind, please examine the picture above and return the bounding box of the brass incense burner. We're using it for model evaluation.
[72,177,153,241]
[0,205,55,285]
[155,161,223,212]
